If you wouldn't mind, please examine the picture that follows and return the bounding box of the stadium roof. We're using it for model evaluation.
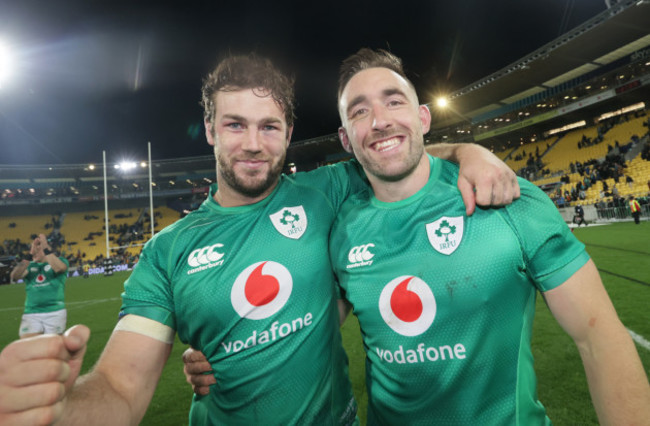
[434,0,650,129]
[286,1,650,166]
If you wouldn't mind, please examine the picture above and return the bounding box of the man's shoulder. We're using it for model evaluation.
[433,156,461,186]
[281,160,368,205]
[286,160,361,183]
[146,208,212,247]
[515,177,554,202]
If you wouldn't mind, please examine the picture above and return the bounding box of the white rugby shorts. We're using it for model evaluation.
[19,309,67,336]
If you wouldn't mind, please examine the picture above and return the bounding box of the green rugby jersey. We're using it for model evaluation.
[23,258,69,314]
[121,161,366,425]
[330,155,589,425]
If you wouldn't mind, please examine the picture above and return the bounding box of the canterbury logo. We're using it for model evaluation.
[348,244,375,264]
[188,243,224,267]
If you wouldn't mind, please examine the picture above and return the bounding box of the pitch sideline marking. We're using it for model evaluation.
[628,328,650,352]
[0,297,120,313]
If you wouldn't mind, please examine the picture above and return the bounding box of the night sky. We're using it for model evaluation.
[0,0,608,165]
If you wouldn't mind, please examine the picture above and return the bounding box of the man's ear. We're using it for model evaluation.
[285,126,294,148]
[419,104,432,134]
[338,127,353,153]
[205,119,215,146]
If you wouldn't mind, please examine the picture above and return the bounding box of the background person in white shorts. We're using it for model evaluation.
[10,234,69,338]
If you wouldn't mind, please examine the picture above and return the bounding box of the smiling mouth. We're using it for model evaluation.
[236,159,267,169]
[371,137,401,153]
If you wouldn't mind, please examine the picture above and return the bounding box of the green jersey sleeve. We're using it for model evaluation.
[500,178,590,291]
[120,232,178,329]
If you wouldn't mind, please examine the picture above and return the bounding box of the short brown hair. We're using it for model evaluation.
[201,54,296,129]
[337,48,412,101]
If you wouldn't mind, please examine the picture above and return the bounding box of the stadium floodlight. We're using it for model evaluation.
[435,97,448,108]
[0,41,14,88]
[119,161,137,171]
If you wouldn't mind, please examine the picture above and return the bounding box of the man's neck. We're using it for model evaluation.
[369,155,430,203]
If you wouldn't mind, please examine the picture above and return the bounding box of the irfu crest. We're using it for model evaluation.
[269,206,308,239]
[426,216,464,255]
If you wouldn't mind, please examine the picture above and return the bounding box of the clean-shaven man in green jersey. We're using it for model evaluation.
[0,54,518,425]
[10,234,69,338]
[329,48,650,425]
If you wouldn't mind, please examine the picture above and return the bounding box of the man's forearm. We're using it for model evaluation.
[10,260,29,281]
[578,322,650,424]
[59,370,141,426]
[424,142,463,162]
[44,253,67,274]
[545,261,650,425]
[426,142,498,165]
[59,328,172,426]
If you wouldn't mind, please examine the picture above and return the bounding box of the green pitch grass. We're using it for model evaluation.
[1,222,648,425]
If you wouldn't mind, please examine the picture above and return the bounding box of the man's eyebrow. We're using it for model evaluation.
[221,113,247,122]
[346,87,409,115]
[382,87,408,98]
[221,114,282,125]
[346,94,367,115]
[260,117,283,125]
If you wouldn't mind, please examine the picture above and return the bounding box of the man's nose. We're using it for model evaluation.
[242,130,262,151]
[371,105,392,131]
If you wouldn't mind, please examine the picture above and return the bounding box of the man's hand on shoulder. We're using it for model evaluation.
[454,143,520,215]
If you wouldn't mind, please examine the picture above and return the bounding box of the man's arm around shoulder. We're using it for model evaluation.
[425,142,520,214]
[543,259,650,425]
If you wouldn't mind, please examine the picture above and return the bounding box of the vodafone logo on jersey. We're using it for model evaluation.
[231,261,293,320]
[378,276,436,336]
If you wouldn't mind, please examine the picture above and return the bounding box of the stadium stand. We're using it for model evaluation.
[0,215,54,242]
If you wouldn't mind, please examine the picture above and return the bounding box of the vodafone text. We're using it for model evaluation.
[221,312,313,354]
[33,282,50,288]
[375,343,466,364]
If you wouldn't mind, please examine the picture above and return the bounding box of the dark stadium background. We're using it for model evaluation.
[0,0,611,165]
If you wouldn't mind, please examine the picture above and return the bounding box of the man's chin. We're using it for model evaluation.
[365,163,416,182]
[219,158,284,199]
[233,177,277,198]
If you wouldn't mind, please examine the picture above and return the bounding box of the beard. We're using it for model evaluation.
[355,130,425,183]
[217,152,286,198]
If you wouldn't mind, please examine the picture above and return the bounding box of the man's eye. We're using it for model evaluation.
[388,99,404,107]
[227,123,242,129]
[263,125,279,131]
[351,108,367,118]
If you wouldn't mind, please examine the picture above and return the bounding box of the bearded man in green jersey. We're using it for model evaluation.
[0,53,519,425]
[11,234,69,338]
[329,48,650,425]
